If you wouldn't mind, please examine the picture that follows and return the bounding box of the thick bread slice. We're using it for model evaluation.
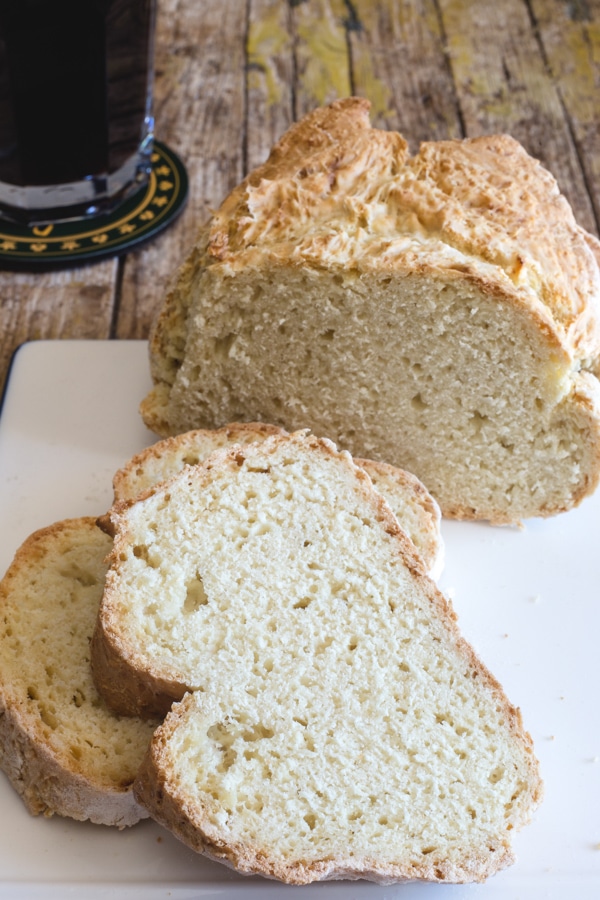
[92,432,542,883]
[141,97,600,524]
[355,456,443,580]
[112,423,286,501]
[0,518,157,826]
[112,423,444,579]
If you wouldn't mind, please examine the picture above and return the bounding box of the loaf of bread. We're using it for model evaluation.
[112,422,443,578]
[0,518,158,826]
[92,432,542,883]
[141,97,600,524]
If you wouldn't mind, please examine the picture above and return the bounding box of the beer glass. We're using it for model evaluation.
[0,0,156,224]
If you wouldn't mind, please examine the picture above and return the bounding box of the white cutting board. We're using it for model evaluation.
[0,340,598,899]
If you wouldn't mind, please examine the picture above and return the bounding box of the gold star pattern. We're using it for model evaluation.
[0,146,183,263]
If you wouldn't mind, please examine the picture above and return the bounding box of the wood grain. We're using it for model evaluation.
[292,0,352,117]
[438,0,598,234]
[246,0,294,171]
[530,0,600,232]
[115,0,248,341]
[0,263,117,399]
[0,0,599,399]
[348,0,463,146]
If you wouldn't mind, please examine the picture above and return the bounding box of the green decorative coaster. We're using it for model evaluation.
[0,140,188,269]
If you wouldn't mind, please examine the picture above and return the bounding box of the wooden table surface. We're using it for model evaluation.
[0,0,599,400]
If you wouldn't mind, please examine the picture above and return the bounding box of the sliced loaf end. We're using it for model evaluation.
[0,518,158,826]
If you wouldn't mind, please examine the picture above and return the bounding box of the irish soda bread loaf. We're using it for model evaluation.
[0,518,157,826]
[92,432,542,883]
[112,422,444,578]
[141,97,600,523]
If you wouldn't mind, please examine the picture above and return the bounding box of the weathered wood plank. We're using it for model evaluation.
[291,0,352,118]
[115,0,248,340]
[246,0,295,171]
[348,0,463,147]
[438,0,598,234]
[529,0,600,231]
[1,0,599,401]
[0,263,117,398]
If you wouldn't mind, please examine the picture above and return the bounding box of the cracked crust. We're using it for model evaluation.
[207,98,600,359]
[141,99,600,523]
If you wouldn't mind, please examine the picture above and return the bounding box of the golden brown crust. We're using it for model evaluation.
[138,384,173,437]
[141,98,600,524]
[134,693,522,885]
[0,700,145,826]
[112,422,287,501]
[206,98,600,363]
[90,610,186,720]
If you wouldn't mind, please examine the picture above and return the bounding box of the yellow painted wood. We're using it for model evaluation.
[530,0,600,226]
[248,1,292,108]
[246,0,294,170]
[349,0,462,143]
[438,0,598,232]
[292,0,352,115]
[531,0,600,126]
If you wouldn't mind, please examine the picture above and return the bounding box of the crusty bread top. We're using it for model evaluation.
[141,100,600,523]
[112,423,286,502]
[92,431,542,882]
[208,97,600,364]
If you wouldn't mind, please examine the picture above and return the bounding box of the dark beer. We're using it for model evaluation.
[0,0,155,221]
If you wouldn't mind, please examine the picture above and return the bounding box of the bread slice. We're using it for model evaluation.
[141,97,600,524]
[355,456,443,579]
[92,432,542,882]
[112,422,286,502]
[112,423,443,579]
[0,518,158,826]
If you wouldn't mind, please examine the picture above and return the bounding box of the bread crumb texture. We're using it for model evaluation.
[94,432,542,882]
[112,422,444,578]
[143,97,600,524]
[0,518,157,825]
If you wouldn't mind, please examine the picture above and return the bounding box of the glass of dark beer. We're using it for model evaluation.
[0,0,156,224]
